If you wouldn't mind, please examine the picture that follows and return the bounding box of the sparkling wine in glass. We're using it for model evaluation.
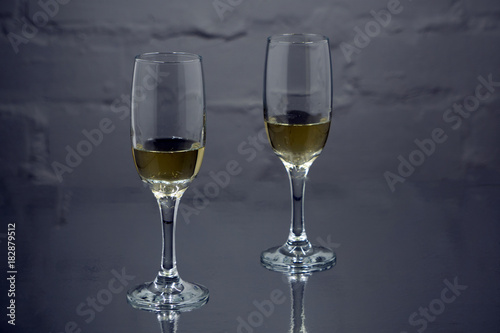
[261,34,336,273]
[127,52,209,311]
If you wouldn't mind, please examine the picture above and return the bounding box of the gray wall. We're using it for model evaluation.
[1,0,499,199]
[2,0,500,192]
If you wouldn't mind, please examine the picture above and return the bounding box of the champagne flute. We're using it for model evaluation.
[127,52,209,311]
[261,34,336,273]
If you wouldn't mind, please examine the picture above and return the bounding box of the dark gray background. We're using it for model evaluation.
[1,0,499,332]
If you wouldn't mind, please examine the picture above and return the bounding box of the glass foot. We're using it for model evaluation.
[127,278,209,312]
[261,244,336,273]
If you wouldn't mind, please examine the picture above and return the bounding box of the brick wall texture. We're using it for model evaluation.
[1,0,499,202]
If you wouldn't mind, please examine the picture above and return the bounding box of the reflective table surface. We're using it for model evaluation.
[2,165,499,332]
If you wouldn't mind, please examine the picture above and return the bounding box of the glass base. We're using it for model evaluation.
[261,244,336,273]
[127,278,209,312]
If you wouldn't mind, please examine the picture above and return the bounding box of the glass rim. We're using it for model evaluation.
[267,33,329,44]
[135,52,202,64]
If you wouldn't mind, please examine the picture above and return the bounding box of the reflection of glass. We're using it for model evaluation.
[261,34,336,273]
[287,273,309,333]
[127,52,209,311]
[157,311,179,333]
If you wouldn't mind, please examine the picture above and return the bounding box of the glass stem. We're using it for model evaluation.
[157,311,179,333]
[289,275,308,333]
[286,167,312,253]
[155,195,182,288]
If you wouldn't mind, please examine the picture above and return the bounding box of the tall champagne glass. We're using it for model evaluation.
[261,34,336,273]
[127,52,209,311]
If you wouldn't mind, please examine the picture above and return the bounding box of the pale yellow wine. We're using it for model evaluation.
[133,138,204,182]
[266,115,330,166]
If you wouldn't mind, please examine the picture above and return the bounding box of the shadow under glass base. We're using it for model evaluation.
[126,278,209,312]
[261,243,336,273]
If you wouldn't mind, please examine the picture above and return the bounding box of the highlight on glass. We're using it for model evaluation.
[127,52,209,311]
[261,34,336,273]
